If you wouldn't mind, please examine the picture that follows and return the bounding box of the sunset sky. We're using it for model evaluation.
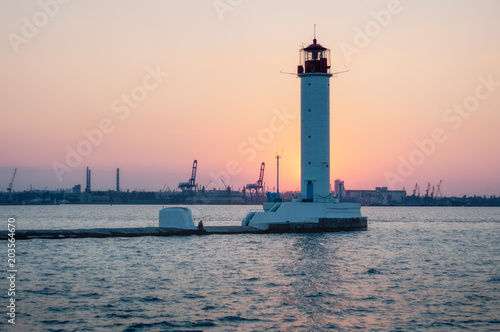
[1,0,499,196]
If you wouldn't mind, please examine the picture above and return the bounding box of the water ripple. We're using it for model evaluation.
[8,206,500,331]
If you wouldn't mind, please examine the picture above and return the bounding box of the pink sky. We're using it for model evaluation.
[1,0,500,196]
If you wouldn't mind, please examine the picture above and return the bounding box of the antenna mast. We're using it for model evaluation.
[276,155,281,199]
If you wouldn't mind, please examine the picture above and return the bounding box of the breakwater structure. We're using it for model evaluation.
[0,221,368,240]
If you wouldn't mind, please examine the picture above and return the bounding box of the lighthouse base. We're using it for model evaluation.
[242,202,367,231]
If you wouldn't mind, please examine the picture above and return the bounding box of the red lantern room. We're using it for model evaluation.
[297,38,331,74]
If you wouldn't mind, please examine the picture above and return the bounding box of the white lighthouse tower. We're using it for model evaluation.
[298,38,332,201]
[241,33,367,231]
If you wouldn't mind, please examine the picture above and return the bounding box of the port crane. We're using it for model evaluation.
[220,178,231,191]
[203,180,212,191]
[424,183,431,198]
[412,183,420,197]
[7,168,17,201]
[178,160,197,191]
[436,180,443,198]
[246,162,265,194]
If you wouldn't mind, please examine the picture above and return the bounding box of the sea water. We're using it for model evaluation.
[1,205,499,331]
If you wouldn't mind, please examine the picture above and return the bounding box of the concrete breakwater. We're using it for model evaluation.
[1,219,367,240]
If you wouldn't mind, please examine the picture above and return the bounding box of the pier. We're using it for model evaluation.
[0,219,367,240]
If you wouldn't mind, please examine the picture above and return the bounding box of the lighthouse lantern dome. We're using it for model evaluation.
[298,38,331,74]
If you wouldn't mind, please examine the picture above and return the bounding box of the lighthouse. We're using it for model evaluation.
[298,38,332,201]
[239,32,367,231]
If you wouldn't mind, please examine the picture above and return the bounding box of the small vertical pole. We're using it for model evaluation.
[276,155,281,199]
[116,168,120,192]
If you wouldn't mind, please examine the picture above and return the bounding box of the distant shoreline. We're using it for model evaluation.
[1,201,500,207]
